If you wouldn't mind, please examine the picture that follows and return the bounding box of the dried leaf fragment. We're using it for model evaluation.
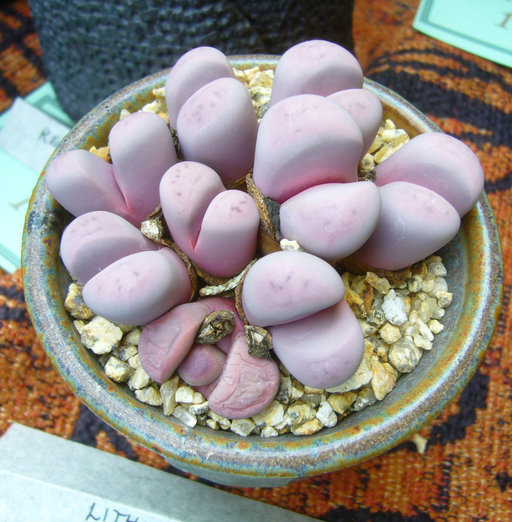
[195,310,235,344]
[246,325,273,359]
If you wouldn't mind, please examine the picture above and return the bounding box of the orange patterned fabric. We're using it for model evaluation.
[1,0,511,519]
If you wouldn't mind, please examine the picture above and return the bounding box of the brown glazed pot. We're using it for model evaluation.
[22,56,503,487]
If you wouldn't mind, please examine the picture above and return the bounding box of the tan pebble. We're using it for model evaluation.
[188,401,209,416]
[407,275,422,293]
[113,344,138,362]
[303,385,323,394]
[301,393,323,408]
[426,258,447,277]
[358,319,378,337]
[388,336,422,373]
[429,277,448,297]
[172,406,197,428]
[128,367,151,390]
[316,401,337,428]
[371,356,398,400]
[260,426,279,437]
[351,387,377,411]
[128,353,142,369]
[382,289,407,326]
[413,334,433,351]
[65,283,94,320]
[327,391,357,414]
[285,402,316,426]
[231,418,256,437]
[80,316,123,355]
[124,328,141,345]
[175,385,204,404]
[135,386,163,406]
[104,356,132,382]
[379,322,402,344]
[252,400,285,427]
[290,418,323,436]
[208,411,231,430]
[431,306,445,320]
[206,418,219,430]
[420,278,435,294]
[160,376,180,416]
[436,291,453,308]
[365,272,390,295]
[73,320,86,334]
[418,297,438,323]
[412,433,428,454]
[428,319,444,334]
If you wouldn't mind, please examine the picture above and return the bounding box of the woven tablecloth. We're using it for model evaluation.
[1,1,511,519]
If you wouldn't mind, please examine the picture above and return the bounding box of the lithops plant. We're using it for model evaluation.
[45,39,485,425]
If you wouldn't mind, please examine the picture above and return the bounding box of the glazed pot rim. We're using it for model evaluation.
[21,55,504,484]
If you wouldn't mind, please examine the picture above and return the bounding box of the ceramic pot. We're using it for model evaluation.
[22,56,503,487]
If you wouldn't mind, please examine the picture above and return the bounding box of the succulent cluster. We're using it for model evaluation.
[45,40,484,419]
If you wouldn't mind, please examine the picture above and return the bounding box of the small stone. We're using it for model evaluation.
[73,320,86,334]
[429,277,448,297]
[188,401,210,416]
[206,418,219,430]
[382,290,407,326]
[128,353,142,369]
[367,309,385,327]
[160,376,180,416]
[124,328,141,346]
[327,391,357,414]
[417,318,434,341]
[252,400,285,427]
[104,356,132,382]
[436,291,453,308]
[231,418,256,437]
[279,238,304,251]
[285,402,316,426]
[316,401,337,427]
[291,385,304,401]
[351,387,377,411]
[128,367,151,390]
[260,426,279,437]
[175,385,204,404]
[301,393,323,408]
[431,306,445,320]
[412,433,428,454]
[365,272,390,295]
[113,344,138,362]
[172,406,197,428]
[420,278,435,294]
[427,258,447,277]
[208,411,231,430]
[413,334,433,351]
[388,336,422,373]
[135,385,163,406]
[371,356,398,400]
[418,297,438,323]
[407,275,422,293]
[303,385,323,394]
[428,319,444,334]
[290,418,323,436]
[80,316,123,355]
[379,322,402,344]
[65,283,94,320]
